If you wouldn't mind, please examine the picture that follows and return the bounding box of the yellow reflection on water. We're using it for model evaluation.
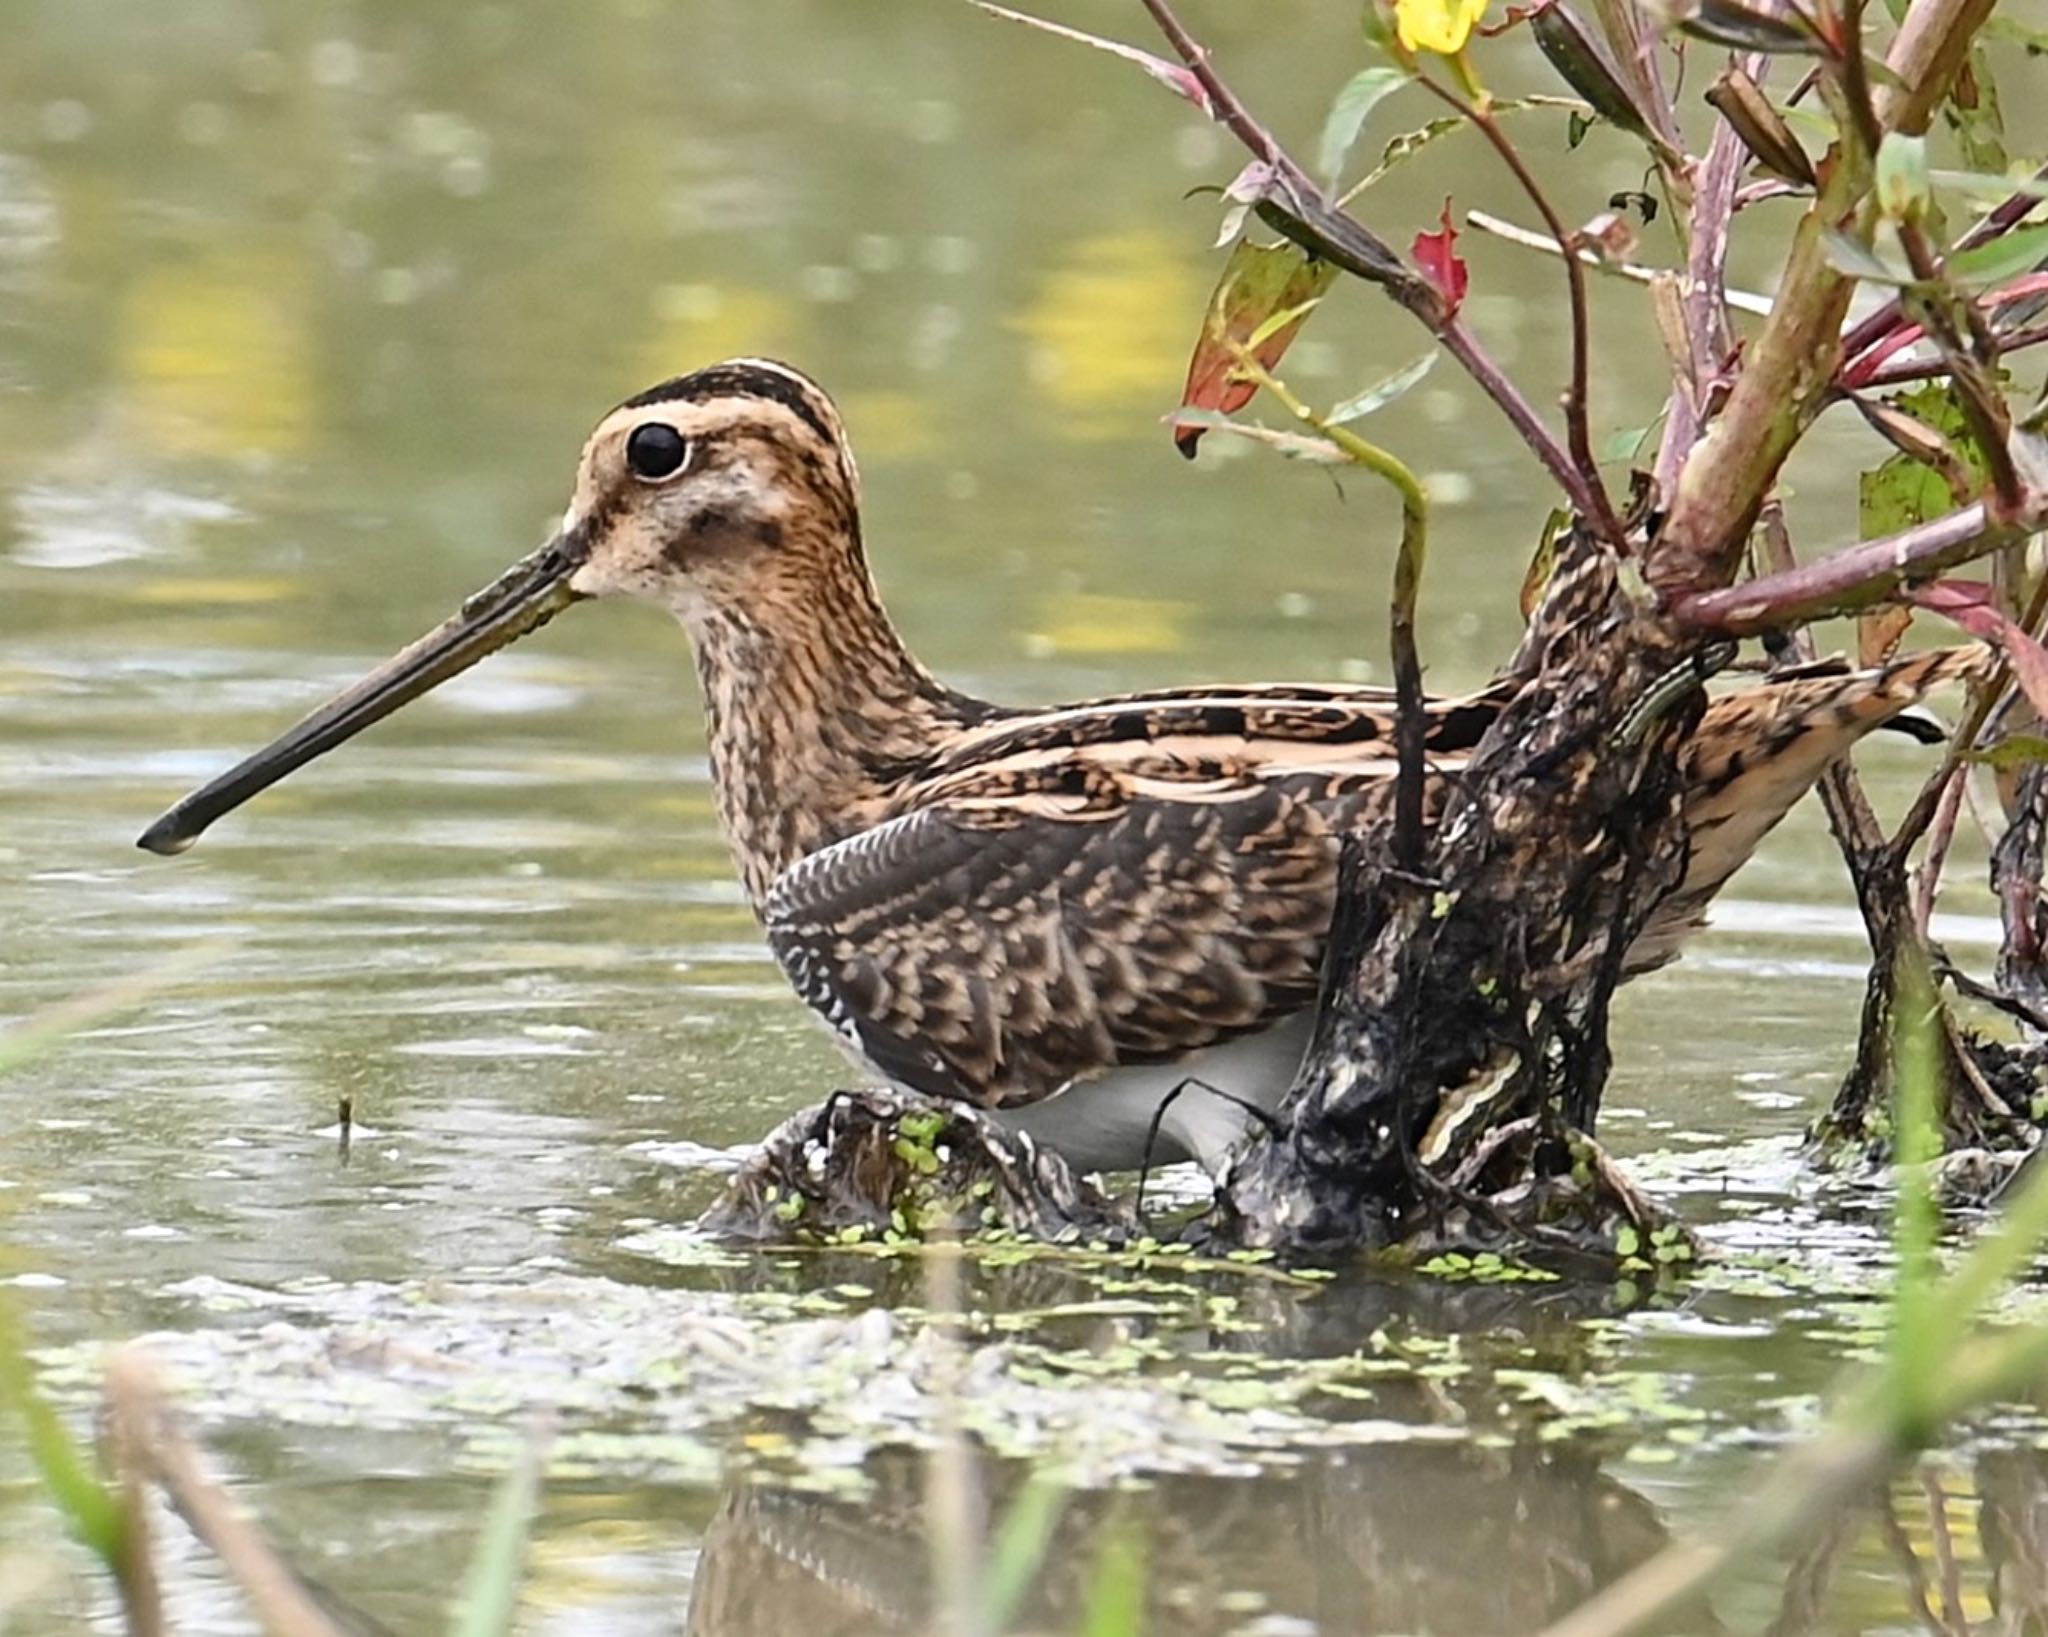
[639,284,800,387]
[117,250,315,458]
[1027,588,1193,656]
[1013,228,1200,437]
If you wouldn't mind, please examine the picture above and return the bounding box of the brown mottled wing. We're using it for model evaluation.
[762,761,1366,1108]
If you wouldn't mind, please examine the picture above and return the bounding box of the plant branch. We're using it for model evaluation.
[1851,321,2048,389]
[1416,75,1624,547]
[1842,159,2048,367]
[1130,0,1609,525]
[1672,497,2039,632]
[1875,0,2000,137]
[1229,351,1433,869]
[1651,0,2000,599]
[1652,89,1754,502]
[1465,209,1773,314]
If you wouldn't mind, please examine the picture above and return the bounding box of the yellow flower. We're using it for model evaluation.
[1395,0,1487,55]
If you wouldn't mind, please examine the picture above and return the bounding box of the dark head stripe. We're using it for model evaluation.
[620,361,839,446]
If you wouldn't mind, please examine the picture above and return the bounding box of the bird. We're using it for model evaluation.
[137,358,1988,1178]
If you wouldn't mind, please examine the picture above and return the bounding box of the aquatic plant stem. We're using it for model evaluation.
[1224,348,1432,869]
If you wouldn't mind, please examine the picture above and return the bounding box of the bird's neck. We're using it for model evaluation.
[679,555,988,910]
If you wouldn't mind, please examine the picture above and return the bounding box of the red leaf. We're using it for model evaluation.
[1171,240,1337,457]
[1909,581,2048,719]
[1412,200,1470,314]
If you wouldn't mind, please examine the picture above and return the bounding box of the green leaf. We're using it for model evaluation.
[1245,297,1326,351]
[1947,220,2048,288]
[1822,228,1913,286]
[1602,421,1658,463]
[1985,14,2048,55]
[0,1310,123,1569]
[1338,96,1583,201]
[1327,352,1438,424]
[1928,168,2048,207]
[1966,734,2048,771]
[1875,132,1931,223]
[1859,383,1991,539]
[1081,1523,1148,1637]
[448,1431,547,1637]
[1318,67,1409,186]
[978,1472,1068,1632]
[1942,48,2007,174]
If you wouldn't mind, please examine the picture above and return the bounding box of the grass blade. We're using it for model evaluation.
[447,1428,548,1637]
[976,1470,1067,1633]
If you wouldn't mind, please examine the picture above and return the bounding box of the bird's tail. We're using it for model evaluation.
[1626,643,1994,974]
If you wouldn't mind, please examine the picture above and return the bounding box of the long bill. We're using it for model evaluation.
[136,532,588,856]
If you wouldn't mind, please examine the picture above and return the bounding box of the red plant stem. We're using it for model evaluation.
[1672,499,2021,632]
[1842,279,2048,389]
[1852,322,2048,388]
[1912,766,1968,935]
[1417,76,1624,549]
[1653,98,1752,500]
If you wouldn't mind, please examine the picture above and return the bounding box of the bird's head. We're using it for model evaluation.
[137,359,867,855]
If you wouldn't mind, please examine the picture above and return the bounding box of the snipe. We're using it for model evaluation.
[139,359,1982,1175]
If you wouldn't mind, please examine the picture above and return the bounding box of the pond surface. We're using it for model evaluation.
[1,2,2043,1633]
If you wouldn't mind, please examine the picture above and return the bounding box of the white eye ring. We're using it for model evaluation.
[626,422,691,482]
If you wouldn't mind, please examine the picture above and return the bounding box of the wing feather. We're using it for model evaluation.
[763,763,1359,1107]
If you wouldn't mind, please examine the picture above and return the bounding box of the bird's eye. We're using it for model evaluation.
[626,422,690,482]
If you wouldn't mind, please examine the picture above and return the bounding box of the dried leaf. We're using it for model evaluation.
[1412,201,1469,314]
[974,4,1214,113]
[1529,1,1654,141]
[1704,67,1817,187]
[1174,240,1338,457]
[1668,0,1825,53]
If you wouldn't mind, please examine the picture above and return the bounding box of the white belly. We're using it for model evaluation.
[981,1013,1315,1177]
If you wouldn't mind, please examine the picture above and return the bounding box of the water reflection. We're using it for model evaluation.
[687,1443,1673,1636]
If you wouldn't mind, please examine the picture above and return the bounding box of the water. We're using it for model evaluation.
[0,2,2038,1632]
